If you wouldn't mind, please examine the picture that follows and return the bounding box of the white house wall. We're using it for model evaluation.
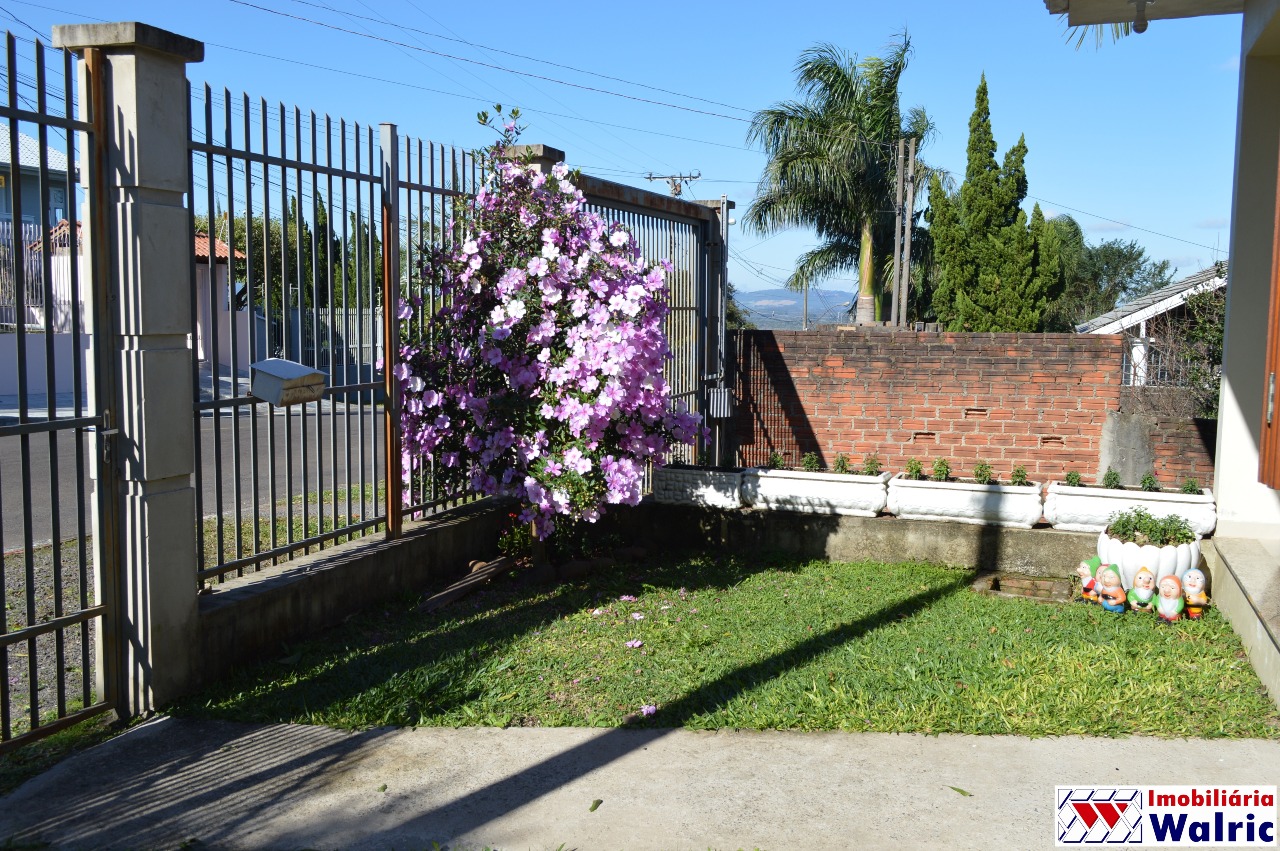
[0,331,89,396]
[1217,0,1280,537]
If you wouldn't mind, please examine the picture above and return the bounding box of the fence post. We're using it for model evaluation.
[54,22,204,717]
[380,123,402,537]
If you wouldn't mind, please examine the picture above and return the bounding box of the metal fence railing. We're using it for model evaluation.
[188,85,726,581]
[0,33,114,754]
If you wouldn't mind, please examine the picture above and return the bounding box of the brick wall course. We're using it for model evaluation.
[731,329,1127,481]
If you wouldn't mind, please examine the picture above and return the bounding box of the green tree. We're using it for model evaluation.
[1041,220,1176,330]
[725,281,755,330]
[927,76,1061,331]
[745,34,932,322]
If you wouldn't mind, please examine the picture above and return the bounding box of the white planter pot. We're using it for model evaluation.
[741,468,890,517]
[885,474,1044,528]
[1045,483,1216,535]
[651,466,743,509]
[1095,530,1202,589]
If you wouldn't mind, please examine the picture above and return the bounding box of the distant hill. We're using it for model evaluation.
[735,288,857,330]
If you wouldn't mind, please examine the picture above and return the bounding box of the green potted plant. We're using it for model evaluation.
[1045,466,1216,535]
[1096,506,1201,589]
[742,449,891,517]
[886,457,1043,528]
[651,450,744,510]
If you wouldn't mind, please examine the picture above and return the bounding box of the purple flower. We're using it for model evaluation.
[619,595,637,602]
[625,639,643,648]
[631,613,644,621]
[640,704,657,717]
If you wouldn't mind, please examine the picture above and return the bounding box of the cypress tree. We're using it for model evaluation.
[927,77,1058,331]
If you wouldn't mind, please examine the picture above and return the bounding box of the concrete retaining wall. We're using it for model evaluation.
[611,503,1097,577]
[195,500,504,690]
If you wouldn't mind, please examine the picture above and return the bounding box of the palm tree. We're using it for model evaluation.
[744,34,933,324]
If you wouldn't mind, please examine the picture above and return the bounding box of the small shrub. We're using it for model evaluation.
[767,451,785,470]
[801,452,820,473]
[930,458,951,482]
[1105,507,1196,547]
[1157,514,1196,546]
[972,461,994,485]
[1101,467,1122,489]
[1064,470,1082,488]
[1180,477,1203,495]
[861,453,883,476]
[1140,472,1160,492]
[833,453,851,474]
[904,458,924,480]
[497,515,533,559]
[1105,506,1151,544]
[1010,465,1029,487]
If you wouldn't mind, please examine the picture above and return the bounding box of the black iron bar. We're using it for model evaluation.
[280,102,294,560]
[34,38,68,719]
[224,89,244,571]
[206,84,226,571]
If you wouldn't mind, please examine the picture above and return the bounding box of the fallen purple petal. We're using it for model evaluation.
[640,704,657,716]
[631,613,644,620]
[625,639,643,648]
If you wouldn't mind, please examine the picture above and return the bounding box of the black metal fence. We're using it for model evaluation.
[0,34,114,754]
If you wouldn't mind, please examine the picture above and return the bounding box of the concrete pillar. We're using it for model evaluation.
[53,22,204,716]
[510,143,565,176]
[1216,8,1280,539]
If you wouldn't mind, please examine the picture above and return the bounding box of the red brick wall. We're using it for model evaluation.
[1150,417,1217,488]
[731,329,1126,482]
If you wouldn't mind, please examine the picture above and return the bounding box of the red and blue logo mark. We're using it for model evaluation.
[1058,788,1144,844]
[1056,786,1277,846]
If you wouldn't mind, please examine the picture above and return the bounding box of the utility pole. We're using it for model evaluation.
[645,171,701,197]
[899,137,918,327]
[889,139,906,327]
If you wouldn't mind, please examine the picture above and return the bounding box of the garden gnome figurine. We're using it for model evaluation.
[1128,566,1157,614]
[1076,555,1101,603]
[1097,565,1126,613]
[1156,574,1185,623]
[1183,568,1210,619]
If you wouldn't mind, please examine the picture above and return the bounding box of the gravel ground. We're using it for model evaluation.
[3,538,97,736]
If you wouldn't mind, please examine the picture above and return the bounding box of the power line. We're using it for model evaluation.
[1029,194,1225,255]
[281,0,753,115]
[226,0,755,124]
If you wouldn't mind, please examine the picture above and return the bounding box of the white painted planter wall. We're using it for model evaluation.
[886,474,1044,528]
[650,466,743,509]
[1044,483,1216,535]
[1095,531,1202,589]
[741,469,891,517]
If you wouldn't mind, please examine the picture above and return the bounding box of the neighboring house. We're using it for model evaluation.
[192,231,253,372]
[0,130,74,225]
[1,223,247,395]
[1077,265,1227,387]
[1043,0,1279,539]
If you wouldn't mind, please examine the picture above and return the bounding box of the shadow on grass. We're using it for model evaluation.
[373,568,975,840]
[173,550,818,726]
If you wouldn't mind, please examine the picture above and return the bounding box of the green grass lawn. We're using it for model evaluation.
[175,553,1280,738]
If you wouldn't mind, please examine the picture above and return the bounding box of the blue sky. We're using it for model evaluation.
[4,0,1243,296]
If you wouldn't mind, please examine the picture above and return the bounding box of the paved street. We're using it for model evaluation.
[0,406,387,552]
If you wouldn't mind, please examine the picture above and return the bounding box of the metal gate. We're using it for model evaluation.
[0,35,118,753]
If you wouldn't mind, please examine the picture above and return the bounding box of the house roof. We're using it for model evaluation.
[25,220,245,262]
[1076,264,1228,334]
[0,131,71,175]
[193,232,245,261]
[1042,0,1243,26]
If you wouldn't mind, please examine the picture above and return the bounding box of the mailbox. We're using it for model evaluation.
[250,358,327,406]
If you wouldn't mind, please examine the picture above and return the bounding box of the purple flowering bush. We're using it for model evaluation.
[398,125,703,539]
